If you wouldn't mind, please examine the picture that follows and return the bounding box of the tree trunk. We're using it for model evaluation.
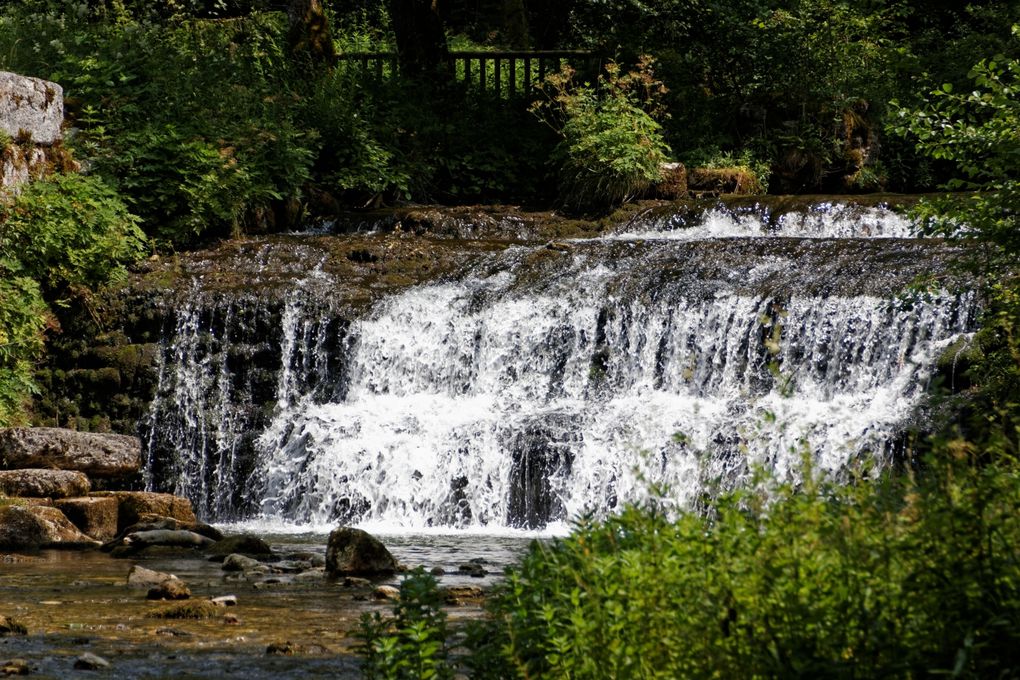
[288,0,336,65]
[502,0,529,49]
[388,0,449,77]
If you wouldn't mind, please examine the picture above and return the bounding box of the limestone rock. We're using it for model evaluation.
[0,72,63,145]
[221,553,262,572]
[325,527,398,577]
[91,491,196,531]
[54,496,119,541]
[0,504,101,549]
[126,564,180,589]
[73,652,110,670]
[0,469,90,498]
[372,585,400,600]
[0,428,141,479]
[206,534,273,560]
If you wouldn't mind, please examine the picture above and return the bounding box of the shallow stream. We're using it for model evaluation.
[1,531,533,679]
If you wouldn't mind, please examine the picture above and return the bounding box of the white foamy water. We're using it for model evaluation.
[250,276,972,530]
[144,204,973,531]
[610,203,918,241]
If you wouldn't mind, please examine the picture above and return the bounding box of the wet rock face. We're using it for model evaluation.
[324,527,398,577]
[0,71,63,145]
[0,428,141,480]
[507,416,576,529]
[0,504,101,549]
[53,496,119,541]
[0,469,90,498]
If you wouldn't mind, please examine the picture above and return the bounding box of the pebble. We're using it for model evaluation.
[210,595,237,607]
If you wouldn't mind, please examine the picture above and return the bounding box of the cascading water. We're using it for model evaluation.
[142,200,977,530]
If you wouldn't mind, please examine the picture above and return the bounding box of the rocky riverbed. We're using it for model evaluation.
[0,427,528,678]
[0,531,527,679]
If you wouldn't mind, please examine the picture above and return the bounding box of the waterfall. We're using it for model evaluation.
[143,201,976,529]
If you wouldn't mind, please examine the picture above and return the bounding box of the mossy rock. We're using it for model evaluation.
[688,167,764,195]
[147,600,221,619]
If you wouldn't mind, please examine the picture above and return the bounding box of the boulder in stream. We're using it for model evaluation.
[0,469,90,498]
[205,534,273,560]
[126,564,182,589]
[0,428,141,479]
[325,527,398,577]
[0,504,101,549]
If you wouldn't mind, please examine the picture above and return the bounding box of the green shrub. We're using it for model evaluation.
[534,57,670,210]
[356,568,454,680]
[0,172,144,426]
[0,275,47,425]
[0,173,146,296]
[472,457,1020,679]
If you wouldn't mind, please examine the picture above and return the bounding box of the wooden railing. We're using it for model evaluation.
[336,50,601,99]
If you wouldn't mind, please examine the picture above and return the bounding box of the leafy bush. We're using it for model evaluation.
[471,456,1020,679]
[891,28,1020,454]
[0,174,146,296]
[0,275,47,425]
[356,568,454,680]
[0,172,144,425]
[534,57,670,210]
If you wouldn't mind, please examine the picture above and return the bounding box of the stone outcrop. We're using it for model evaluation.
[0,71,73,196]
[0,504,100,549]
[206,534,273,560]
[325,527,398,577]
[0,71,63,145]
[54,496,119,541]
[0,428,142,479]
[0,469,90,498]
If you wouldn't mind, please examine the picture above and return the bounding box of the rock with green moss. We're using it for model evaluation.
[147,599,222,619]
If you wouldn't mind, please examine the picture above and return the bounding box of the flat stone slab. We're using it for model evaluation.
[0,504,100,549]
[91,491,197,531]
[0,71,63,144]
[0,428,141,479]
[0,469,90,498]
